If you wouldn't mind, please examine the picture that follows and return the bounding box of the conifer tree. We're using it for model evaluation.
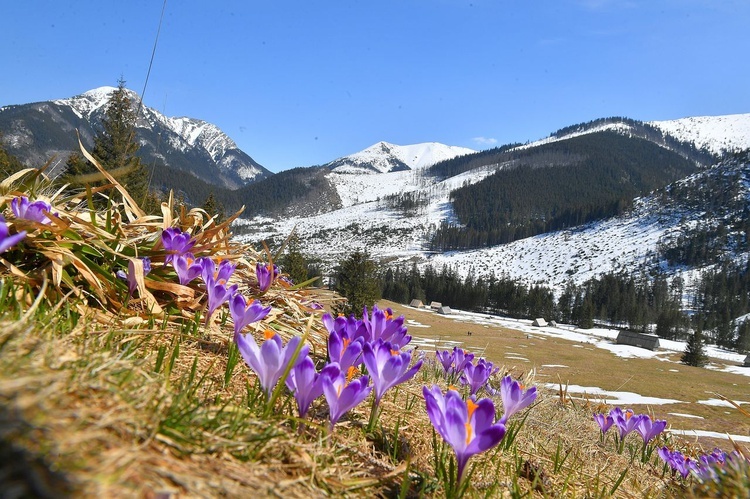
[682,327,709,367]
[279,235,309,285]
[63,78,149,207]
[333,250,380,316]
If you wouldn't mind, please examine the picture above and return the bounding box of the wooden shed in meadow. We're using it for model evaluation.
[409,299,424,308]
[532,318,547,327]
[615,330,660,351]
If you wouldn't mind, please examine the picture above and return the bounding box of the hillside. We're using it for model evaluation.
[234,117,747,296]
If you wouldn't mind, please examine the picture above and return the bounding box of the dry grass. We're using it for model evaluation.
[0,158,747,497]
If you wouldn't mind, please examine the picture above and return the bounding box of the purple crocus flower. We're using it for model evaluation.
[362,340,423,405]
[635,415,667,444]
[200,257,238,324]
[593,413,615,434]
[436,349,454,373]
[322,313,367,343]
[161,227,195,264]
[361,305,411,347]
[235,330,308,398]
[613,409,641,440]
[659,447,692,478]
[11,196,54,224]
[173,253,203,285]
[498,376,537,425]
[460,358,495,396]
[327,329,364,372]
[229,294,272,337]
[285,357,337,419]
[423,385,506,485]
[0,216,26,253]
[256,262,279,292]
[452,347,475,375]
[321,363,372,430]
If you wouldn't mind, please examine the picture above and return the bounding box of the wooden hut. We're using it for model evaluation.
[409,299,424,308]
[615,331,660,351]
[437,306,452,315]
[532,318,547,327]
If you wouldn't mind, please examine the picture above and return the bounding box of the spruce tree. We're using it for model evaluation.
[333,250,380,316]
[682,327,709,367]
[63,78,149,207]
[279,235,309,285]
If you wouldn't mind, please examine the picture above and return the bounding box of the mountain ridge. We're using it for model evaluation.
[1,86,271,189]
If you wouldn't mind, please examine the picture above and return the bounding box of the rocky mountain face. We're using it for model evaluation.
[0,87,271,189]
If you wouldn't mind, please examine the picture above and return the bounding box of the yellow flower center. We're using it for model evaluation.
[346,366,358,384]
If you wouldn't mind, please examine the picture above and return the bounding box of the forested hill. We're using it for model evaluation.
[426,117,715,180]
[430,130,710,250]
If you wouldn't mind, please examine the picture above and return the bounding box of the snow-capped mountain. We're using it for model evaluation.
[323,141,475,175]
[0,86,270,188]
[648,113,750,156]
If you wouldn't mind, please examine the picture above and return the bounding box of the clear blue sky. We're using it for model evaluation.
[3,1,749,172]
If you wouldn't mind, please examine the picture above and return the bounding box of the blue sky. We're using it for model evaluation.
[3,1,749,172]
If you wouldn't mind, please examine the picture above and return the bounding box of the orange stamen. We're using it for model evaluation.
[385,310,393,320]
[448,385,458,392]
[625,410,634,420]
[346,366,358,384]
[466,399,479,420]
[245,298,255,310]
[264,329,276,340]
[390,349,399,356]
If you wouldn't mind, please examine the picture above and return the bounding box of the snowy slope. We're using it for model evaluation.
[325,141,475,175]
[649,113,750,156]
[325,141,476,207]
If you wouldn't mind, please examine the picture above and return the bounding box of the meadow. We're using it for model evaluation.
[0,160,748,497]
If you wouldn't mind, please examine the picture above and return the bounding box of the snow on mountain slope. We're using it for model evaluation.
[649,113,750,156]
[54,86,121,119]
[53,86,268,185]
[514,122,637,151]
[326,141,475,175]
[326,141,476,207]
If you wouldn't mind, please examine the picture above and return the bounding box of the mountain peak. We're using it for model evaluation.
[327,141,476,174]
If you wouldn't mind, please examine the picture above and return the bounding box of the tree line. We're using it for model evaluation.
[377,263,750,354]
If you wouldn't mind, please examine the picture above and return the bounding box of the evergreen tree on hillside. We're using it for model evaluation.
[333,250,380,316]
[682,327,709,367]
[279,235,309,285]
[202,192,226,223]
[62,78,150,208]
[0,132,25,177]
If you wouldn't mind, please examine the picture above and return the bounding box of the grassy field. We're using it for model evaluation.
[380,299,750,450]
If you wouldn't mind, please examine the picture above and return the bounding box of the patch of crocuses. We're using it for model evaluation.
[594,407,667,458]
[660,445,744,483]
